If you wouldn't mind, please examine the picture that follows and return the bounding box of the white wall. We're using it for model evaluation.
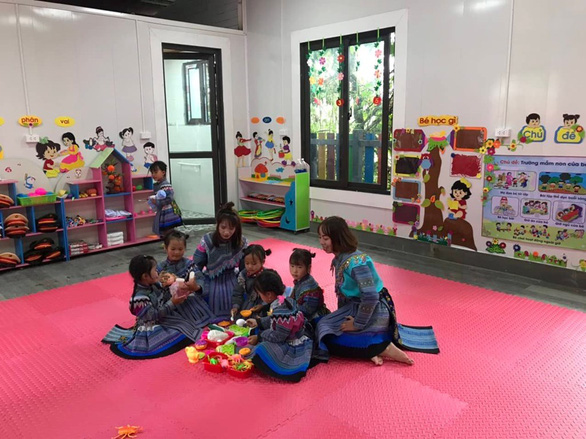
[0,0,246,205]
[246,0,586,270]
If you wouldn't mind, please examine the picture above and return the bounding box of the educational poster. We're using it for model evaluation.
[482,155,586,250]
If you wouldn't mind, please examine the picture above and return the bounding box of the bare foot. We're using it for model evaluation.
[381,343,414,365]
[370,355,383,366]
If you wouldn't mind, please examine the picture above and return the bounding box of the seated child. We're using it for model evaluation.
[102,255,214,359]
[158,231,193,279]
[231,245,271,320]
[245,269,313,383]
[289,248,330,327]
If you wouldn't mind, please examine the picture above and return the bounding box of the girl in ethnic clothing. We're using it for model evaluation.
[158,231,194,280]
[103,255,214,359]
[149,161,183,237]
[246,269,313,383]
[184,202,248,318]
[231,244,272,320]
[289,248,330,326]
[316,216,414,366]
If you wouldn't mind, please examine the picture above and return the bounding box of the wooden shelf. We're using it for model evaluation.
[69,179,101,185]
[240,196,285,207]
[67,222,104,230]
[104,192,131,197]
[105,217,133,224]
[65,196,103,203]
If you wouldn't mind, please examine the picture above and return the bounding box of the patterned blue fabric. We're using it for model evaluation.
[152,179,182,236]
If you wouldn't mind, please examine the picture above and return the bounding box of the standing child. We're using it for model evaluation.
[102,255,214,359]
[184,202,248,318]
[231,244,271,319]
[289,248,330,326]
[149,161,183,237]
[316,216,414,366]
[246,269,313,382]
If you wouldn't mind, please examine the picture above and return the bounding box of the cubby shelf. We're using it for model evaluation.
[0,149,160,272]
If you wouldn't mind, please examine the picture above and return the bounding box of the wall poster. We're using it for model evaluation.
[482,155,586,250]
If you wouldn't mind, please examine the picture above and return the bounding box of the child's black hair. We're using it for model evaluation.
[164,230,189,247]
[143,142,155,150]
[62,132,77,144]
[35,140,61,159]
[236,131,242,139]
[563,114,580,123]
[525,113,540,124]
[282,136,290,144]
[268,129,273,135]
[212,201,243,249]
[253,269,285,296]
[119,127,134,138]
[149,161,167,174]
[243,244,271,263]
[129,255,157,297]
[253,131,258,137]
[289,248,315,271]
[450,180,472,200]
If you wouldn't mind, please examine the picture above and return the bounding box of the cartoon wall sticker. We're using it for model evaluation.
[234,131,251,167]
[554,202,584,224]
[24,173,36,189]
[265,129,275,160]
[554,114,584,144]
[60,132,85,173]
[280,136,293,161]
[538,172,585,194]
[143,142,158,169]
[0,144,4,160]
[253,131,264,158]
[84,126,114,151]
[393,129,426,152]
[119,127,137,168]
[35,138,61,178]
[492,196,517,216]
[517,113,546,144]
[447,178,472,219]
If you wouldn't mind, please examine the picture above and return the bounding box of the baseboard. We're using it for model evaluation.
[310,223,586,290]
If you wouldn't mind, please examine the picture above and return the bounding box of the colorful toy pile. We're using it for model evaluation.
[184,321,254,378]
[23,237,64,264]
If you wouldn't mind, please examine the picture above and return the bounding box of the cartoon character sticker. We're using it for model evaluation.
[234,131,251,167]
[143,142,158,169]
[24,173,36,189]
[447,178,472,219]
[517,113,546,144]
[554,114,584,144]
[119,127,137,169]
[253,131,264,158]
[84,126,114,151]
[60,132,85,173]
[35,138,61,178]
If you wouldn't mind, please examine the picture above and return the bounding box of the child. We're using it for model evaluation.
[246,269,313,382]
[184,202,248,318]
[103,255,214,359]
[289,248,330,326]
[316,216,414,366]
[149,161,183,237]
[231,244,271,319]
[158,231,193,279]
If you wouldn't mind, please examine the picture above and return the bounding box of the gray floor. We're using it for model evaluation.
[1,224,585,311]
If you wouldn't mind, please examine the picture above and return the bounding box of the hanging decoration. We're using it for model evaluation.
[307,40,326,106]
[336,35,344,107]
[373,28,382,106]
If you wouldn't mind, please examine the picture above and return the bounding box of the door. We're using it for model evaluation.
[162,44,226,224]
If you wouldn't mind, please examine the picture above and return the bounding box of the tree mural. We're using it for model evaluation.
[411,131,477,251]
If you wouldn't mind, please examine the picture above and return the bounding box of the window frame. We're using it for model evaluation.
[184,60,211,125]
[300,27,395,195]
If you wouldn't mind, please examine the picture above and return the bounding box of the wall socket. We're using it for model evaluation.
[494,128,511,138]
[140,131,151,140]
[25,134,40,143]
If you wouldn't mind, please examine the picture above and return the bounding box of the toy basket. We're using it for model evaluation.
[203,352,228,373]
[17,193,57,206]
[227,362,254,379]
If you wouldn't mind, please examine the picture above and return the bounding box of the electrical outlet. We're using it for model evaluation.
[279,129,288,136]
[25,134,40,143]
[140,131,151,140]
[494,128,511,138]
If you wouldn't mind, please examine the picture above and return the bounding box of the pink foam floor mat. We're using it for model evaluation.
[0,237,585,438]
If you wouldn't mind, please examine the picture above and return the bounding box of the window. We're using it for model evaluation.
[184,61,210,125]
[301,28,395,193]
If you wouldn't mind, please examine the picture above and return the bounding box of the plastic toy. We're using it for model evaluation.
[112,425,142,439]
[185,346,205,364]
[0,252,20,267]
[236,319,246,327]
[0,194,14,208]
[240,310,252,318]
[207,330,229,343]
[147,189,166,210]
[238,348,251,356]
[194,340,208,350]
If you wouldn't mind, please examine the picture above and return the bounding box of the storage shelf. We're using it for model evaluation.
[26,229,64,237]
[65,196,103,203]
[240,196,285,207]
[67,221,104,230]
[104,192,131,197]
[69,179,101,185]
[105,217,133,224]
[135,212,156,219]
[239,177,292,186]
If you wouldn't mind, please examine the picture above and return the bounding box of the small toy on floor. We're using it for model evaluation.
[112,424,142,439]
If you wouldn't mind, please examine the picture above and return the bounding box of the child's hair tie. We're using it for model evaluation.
[459,178,471,188]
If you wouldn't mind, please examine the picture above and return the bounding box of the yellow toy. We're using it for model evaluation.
[185,346,205,363]
[112,425,142,439]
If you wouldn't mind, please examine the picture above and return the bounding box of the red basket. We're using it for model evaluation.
[227,365,254,379]
[203,352,229,373]
[204,330,234,348]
